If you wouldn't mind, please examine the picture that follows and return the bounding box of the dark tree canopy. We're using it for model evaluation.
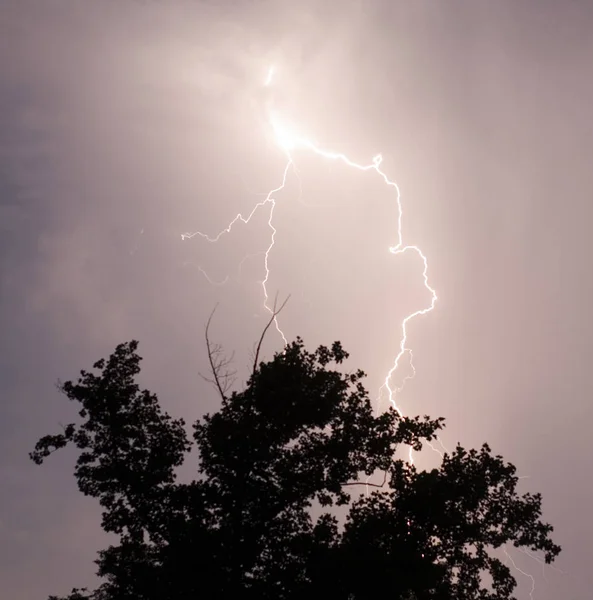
[31,338,560,600]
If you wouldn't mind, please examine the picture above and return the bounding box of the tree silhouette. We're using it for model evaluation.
[31,338,560,600]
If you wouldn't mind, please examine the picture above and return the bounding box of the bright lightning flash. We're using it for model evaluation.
[181,64,544,599]
[182,66,437,462]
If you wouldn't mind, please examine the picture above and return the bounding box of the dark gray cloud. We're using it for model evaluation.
[1,1,592,598]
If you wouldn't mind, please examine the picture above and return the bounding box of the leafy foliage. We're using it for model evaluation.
[31,338,560,600]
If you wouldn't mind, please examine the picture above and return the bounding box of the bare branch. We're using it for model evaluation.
[201,305,237,400]
[204,305,225,400]
[252,293,291,377]
[343,470,388,489]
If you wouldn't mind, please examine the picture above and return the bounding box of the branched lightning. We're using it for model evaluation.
[183,67,437,459]
[181,63,547,600]
[504,547,536,600]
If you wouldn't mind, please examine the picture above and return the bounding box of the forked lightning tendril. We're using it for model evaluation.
[504,547,536,600]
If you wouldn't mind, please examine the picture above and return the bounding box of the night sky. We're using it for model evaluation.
[1,2,592,599]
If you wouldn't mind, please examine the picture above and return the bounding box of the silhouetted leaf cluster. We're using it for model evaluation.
[31,338,560,600]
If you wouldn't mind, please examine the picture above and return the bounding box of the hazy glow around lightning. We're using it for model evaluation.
[269,113,304,152]
[264,65,275,87]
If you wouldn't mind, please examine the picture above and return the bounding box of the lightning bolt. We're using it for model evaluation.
[183,66,437,464]
[503,546,536,600]
[181,64,548,600]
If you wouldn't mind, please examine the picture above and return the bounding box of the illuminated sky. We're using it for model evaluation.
[1,2,592,599]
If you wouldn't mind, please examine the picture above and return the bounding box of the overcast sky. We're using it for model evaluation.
[1,1,592,599]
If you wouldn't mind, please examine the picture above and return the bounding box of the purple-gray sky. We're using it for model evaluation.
[1,1,592,598]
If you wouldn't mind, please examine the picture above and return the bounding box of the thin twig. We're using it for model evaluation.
[202,304,237,400]
[252,293,290,377]
[343,470,388,489]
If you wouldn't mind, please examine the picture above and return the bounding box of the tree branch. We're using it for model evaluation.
[252,293,290,377]
[343,470,388,489]
[201,304,237,400]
